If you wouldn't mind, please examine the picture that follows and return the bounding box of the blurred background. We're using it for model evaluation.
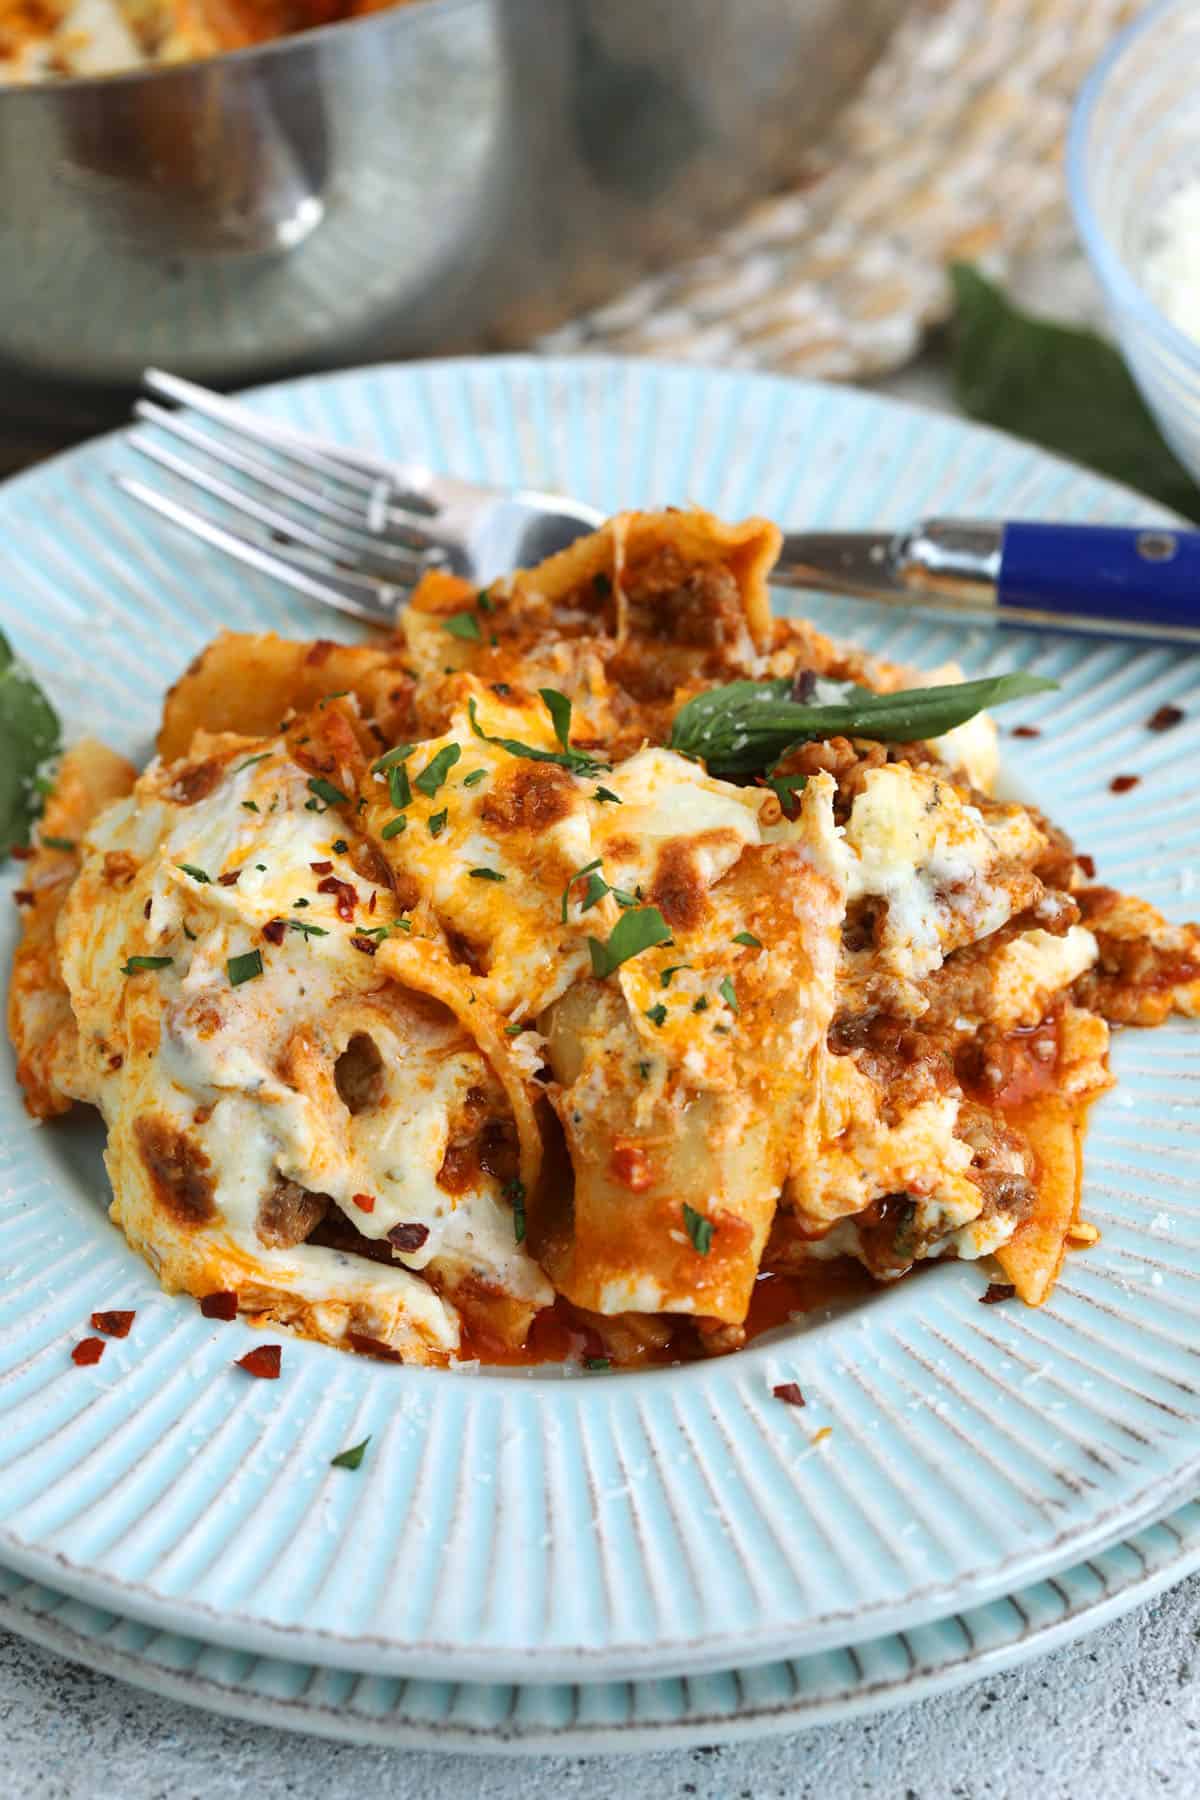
[0,0,1163,477]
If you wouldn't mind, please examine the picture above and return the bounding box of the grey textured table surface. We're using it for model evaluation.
[5,260,1198,1796]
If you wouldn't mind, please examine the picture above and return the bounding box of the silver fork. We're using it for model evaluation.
[117,369,604,626]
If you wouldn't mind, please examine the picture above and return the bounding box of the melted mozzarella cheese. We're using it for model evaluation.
[57,739,551,1356]
[840,764,1038,996]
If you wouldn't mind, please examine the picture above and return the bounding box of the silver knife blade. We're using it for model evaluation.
[773,530,910,600]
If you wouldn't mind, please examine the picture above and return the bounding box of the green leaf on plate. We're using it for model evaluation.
[950,263,1200,523]
[0,631,61,864]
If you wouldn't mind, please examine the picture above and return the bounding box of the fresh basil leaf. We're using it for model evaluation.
[732,931,762,948]
[668,671,1056,774]
[539,687,573,752]
[718,974,739,1015]
[951,262,1200,522]
[0,631,60,862]
[587,905,673,978]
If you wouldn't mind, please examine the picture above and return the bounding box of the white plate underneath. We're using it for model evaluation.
[2,1497,1199,1756]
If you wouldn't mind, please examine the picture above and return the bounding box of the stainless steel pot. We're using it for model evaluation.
[0,0,907,389]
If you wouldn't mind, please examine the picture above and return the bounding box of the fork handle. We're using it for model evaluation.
[904,519,1200,641]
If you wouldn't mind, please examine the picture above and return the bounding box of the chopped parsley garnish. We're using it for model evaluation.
[539,687,573,753]
[330,1436,370,1471]
[227,949,264,986]
[120,955,173,975]
[692,996,709,1013]
[255,863,267,872]
[40,835,75,851]
[355,920,412,942]
[414,743,461,798]
[234,752,270,773]
[732,931,762,948]
[428,808,448,838]
[462,769,487,788]
[183,923,197,942]
[504,1021,529,1035]
[177,864,210,884]
[593,787,622,805]
[585,1357,611,1371]
[638,1060,652,1079]
[292,897,310,907]
[765,771,808,809]
[388,762,412,810]
[644,1002,668,1027]
[719,975,740,1014]
[372,744,415,773]
[444,611,482,641]
[319,691,350,707]
[593,571,612,597]
[587,906,673,979]
[506,1178,527,1244]
[660,964,690,988]
[467,696,610,777]
[469,867,506,881]
[477,588,494,613]
[561,857,603,923]
[307,776,349,809]
[381,815,408,840]
[332,839,349,855]
[241,800,260,813]
[287,918,329,938]
[683,1202,713,1254]
[668,672,1058,775]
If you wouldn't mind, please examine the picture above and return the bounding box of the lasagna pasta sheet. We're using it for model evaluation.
[9,505,1200,1365]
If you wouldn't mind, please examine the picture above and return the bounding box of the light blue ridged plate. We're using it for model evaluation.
[1,357,1199,1686]
[2,1498,1199,1752]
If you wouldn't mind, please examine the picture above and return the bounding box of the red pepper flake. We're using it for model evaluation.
[1077,853,1096,879]
[218,870,241,886]
[72,1337,106,1366]
[200,1290,238,1321]
[237,1344,281,1379]
[317,874,358,920]
[261,917,288,945]
[1148,704,1185,732]
[387,1221,430,1252]
[12,890,33,907]
[1109,774,1140,793]
[368,891,378,915]
[108,1053,124,1071]
[350,934,378,956]
[772,1381,806,1408]
[980,1282,1016,1305]
[352,1192,377,1213]
[310,860,333,875]
[90,1310,135,1338]
[10,844,33,861]
[1011,724,1041,739]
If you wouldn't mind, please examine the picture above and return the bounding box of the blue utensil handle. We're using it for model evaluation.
[998,522,1200,633]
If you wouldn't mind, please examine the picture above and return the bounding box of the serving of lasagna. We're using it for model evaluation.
[9,507,1200,1369]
